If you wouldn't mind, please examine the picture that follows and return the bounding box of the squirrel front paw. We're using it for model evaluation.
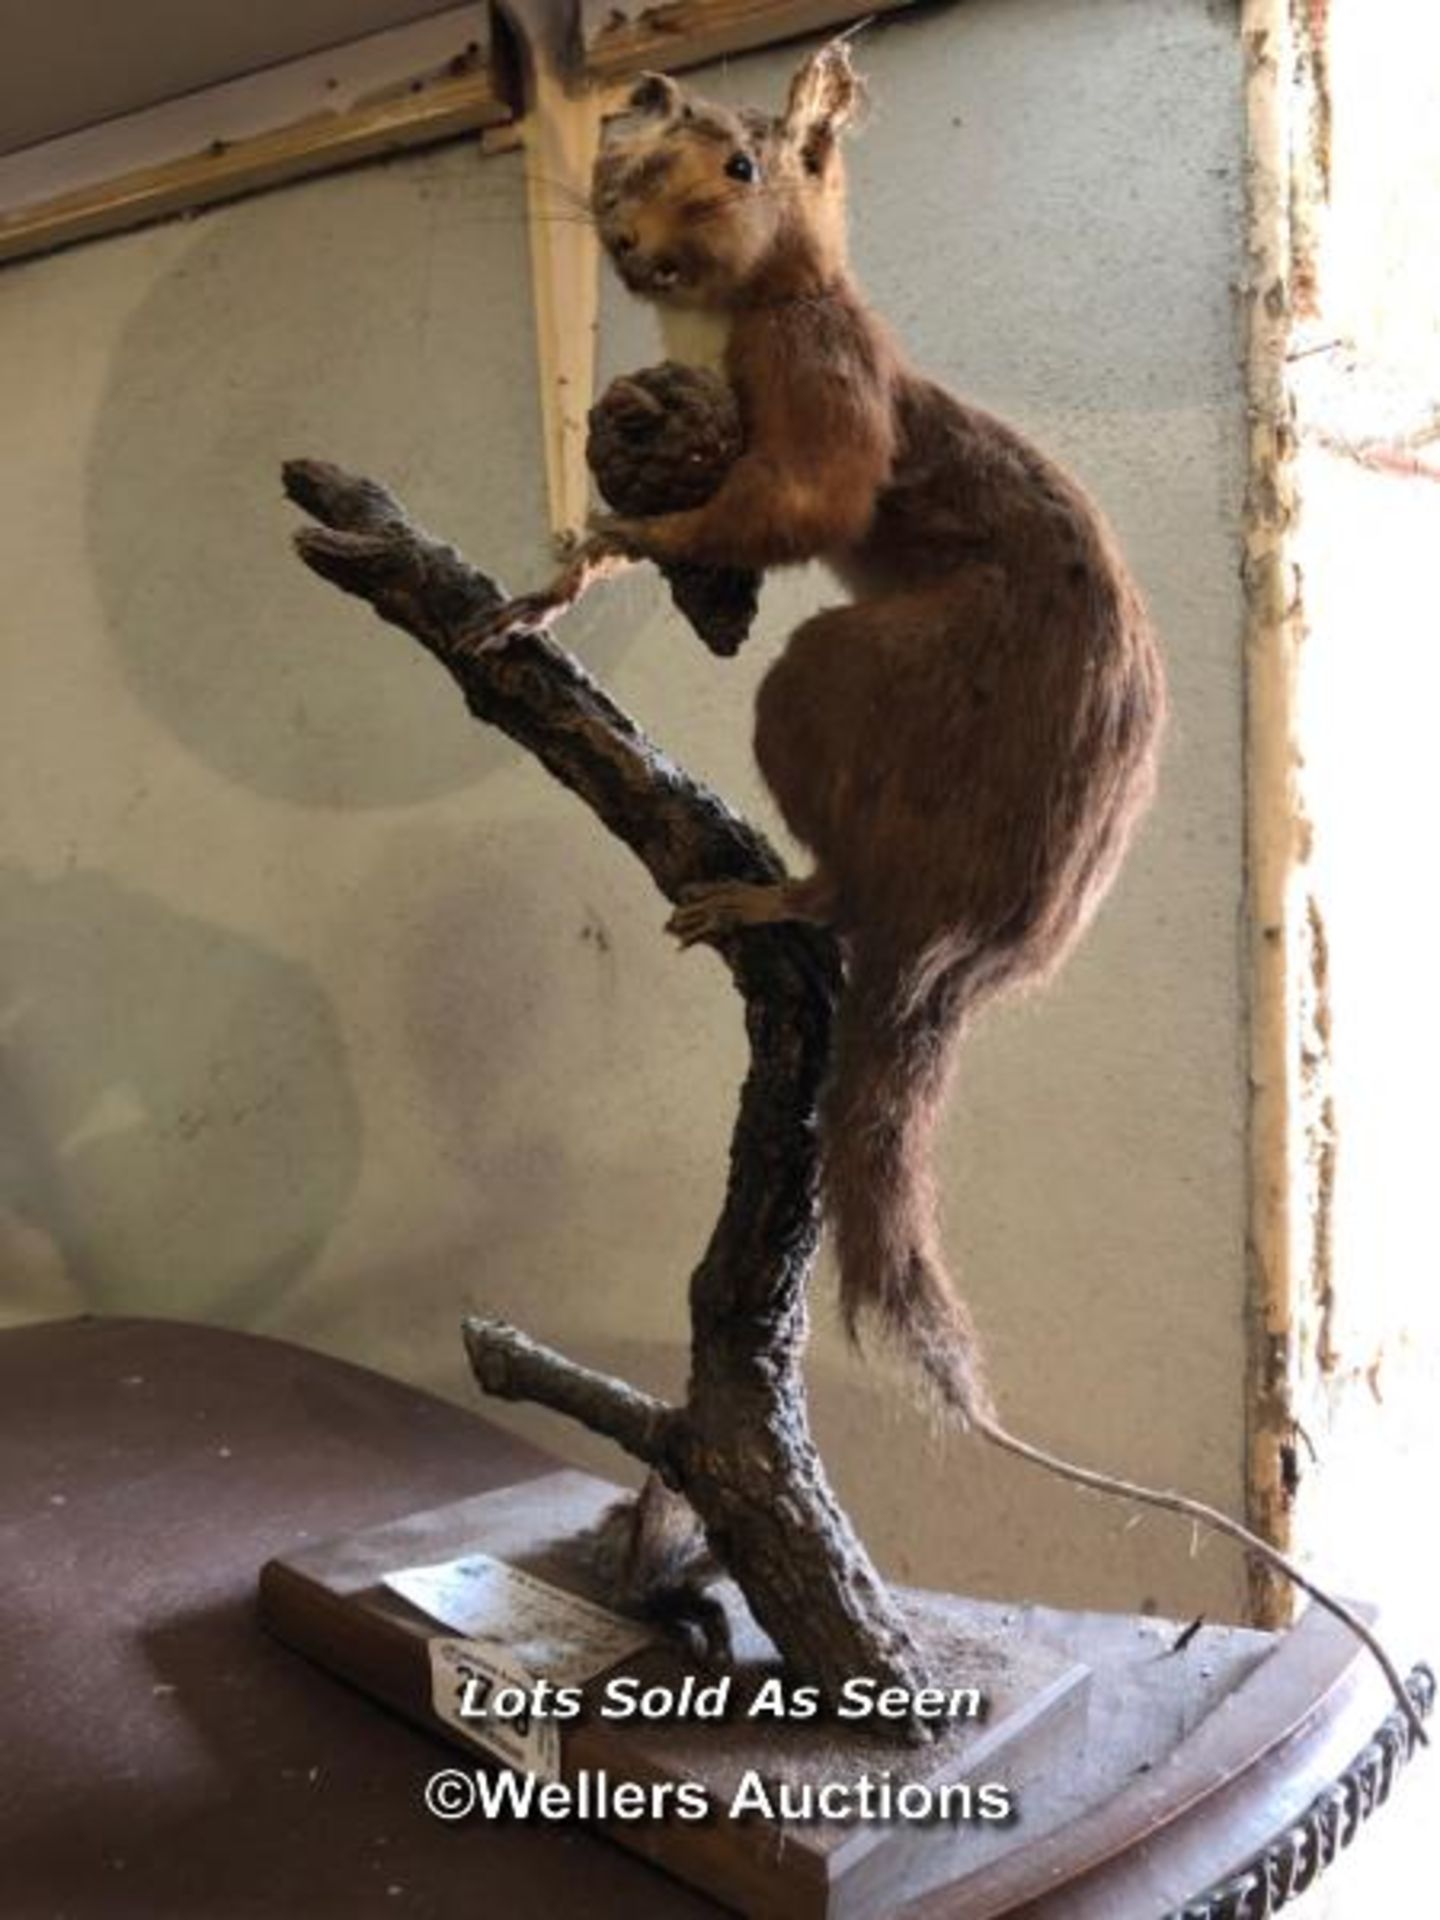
[589,508,694,565]
[586,510,651,553]
[453,589,564,654]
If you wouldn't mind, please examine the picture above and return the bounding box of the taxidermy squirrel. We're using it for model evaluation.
[603,54,1163,1433]
[469,40,1421,1735]
[480,40,1163,1424]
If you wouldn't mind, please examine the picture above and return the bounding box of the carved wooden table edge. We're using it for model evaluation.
[1166,1661,1434,1919]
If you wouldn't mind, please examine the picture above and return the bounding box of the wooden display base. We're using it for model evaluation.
[260,1468,1090,1918]
[260,1467,1423,1918]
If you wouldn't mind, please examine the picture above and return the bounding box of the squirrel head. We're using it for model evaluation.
[592,41,864,310]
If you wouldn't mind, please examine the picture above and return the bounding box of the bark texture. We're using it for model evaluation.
[284,458,926,1703]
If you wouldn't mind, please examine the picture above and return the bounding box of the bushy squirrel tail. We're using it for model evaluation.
[820,940,1427,1746]
[821,941,995,1426]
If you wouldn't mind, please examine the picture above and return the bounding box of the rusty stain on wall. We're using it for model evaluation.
[1289,0,1332,313]
[1241,0,1318,1627]
[1298,890,1338,1379]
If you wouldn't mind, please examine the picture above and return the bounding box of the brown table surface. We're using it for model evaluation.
[0,1315,725,1920]
[2,1316,1427,1920]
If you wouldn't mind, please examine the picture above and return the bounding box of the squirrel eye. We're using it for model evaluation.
[724,151,757,184]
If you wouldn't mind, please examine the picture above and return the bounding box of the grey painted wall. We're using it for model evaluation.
[0,0,1249,1615]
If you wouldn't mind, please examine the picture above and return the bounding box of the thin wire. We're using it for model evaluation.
[975,1411,1430,1750]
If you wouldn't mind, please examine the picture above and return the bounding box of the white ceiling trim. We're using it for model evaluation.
[0,0,467,155]
[0,5,494,223]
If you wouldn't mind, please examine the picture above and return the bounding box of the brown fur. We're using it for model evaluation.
[568,50,1431,1749]
[593,47,1165,1426]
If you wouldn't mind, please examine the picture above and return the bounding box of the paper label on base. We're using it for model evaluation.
[427,1636,564,1780]
[385,1549,656,1682]
[387,1550,660,1780]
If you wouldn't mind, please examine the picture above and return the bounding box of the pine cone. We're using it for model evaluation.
[586,363,759,657]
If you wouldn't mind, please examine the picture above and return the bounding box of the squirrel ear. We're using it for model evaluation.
[628,71,685,119]
[782,40,864,157]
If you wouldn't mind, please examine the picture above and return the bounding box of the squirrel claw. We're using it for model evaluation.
[665,903,710,949]
[586,511,649,557]
[652,1587,734,1670]
[666,887,730,949]
[666,880,772,949]
[455,591,562,655]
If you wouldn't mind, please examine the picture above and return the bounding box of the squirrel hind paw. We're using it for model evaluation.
[666,879,785,948]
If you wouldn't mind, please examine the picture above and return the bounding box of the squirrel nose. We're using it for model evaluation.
[612,230,639,256]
